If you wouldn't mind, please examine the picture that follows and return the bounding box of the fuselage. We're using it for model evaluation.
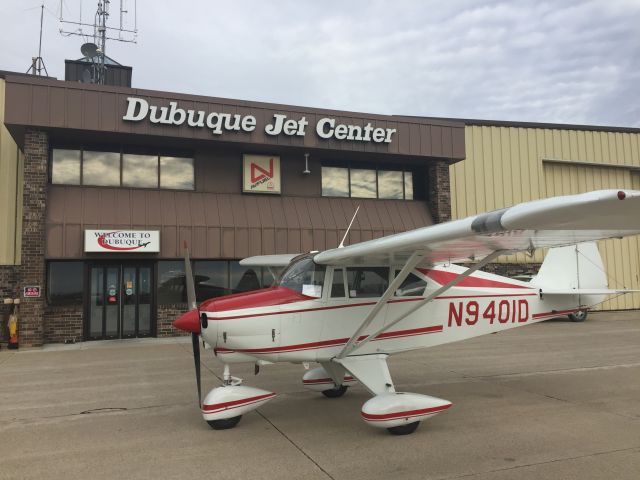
[198,263,587,364]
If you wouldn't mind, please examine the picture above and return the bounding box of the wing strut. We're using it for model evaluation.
[336,249,507,359]
[336,251,425,359]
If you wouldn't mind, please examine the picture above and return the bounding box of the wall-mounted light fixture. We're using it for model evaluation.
[303,153,311,175]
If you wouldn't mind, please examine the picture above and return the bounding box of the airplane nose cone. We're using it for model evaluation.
[173,308,201,333]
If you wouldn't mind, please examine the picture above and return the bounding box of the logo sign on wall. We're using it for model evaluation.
[23,286,41,298]
[84,230,160,253]
[243,155,281,194]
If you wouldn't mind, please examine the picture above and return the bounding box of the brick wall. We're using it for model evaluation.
[427,161,452,224]
[157,303,189,337]
[44,305,83,344]
[18,129,49,347]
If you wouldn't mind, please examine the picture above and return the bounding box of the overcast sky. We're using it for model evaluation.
[1,0,639,127]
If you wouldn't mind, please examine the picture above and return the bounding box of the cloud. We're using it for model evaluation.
[0,0,638,127]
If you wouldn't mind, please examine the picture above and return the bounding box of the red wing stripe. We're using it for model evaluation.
[210,294,536,320]
[361,403,451,421]
[202,392,275,413]
[233,325,443,354]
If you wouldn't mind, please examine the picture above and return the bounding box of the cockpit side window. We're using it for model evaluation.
[394,270,427,297]
[346,267,389,298]
[279,258,326,298]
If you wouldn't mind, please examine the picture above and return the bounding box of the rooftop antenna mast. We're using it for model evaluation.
[59,0,138,84]
[26,4,49,76]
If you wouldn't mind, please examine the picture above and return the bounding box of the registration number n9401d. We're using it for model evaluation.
[448,299,530,327]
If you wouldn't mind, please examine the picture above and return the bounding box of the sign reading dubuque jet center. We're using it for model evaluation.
[122,97,397,144]
[85,230,160,253]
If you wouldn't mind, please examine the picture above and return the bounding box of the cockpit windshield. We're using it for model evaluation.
[278,257,326,298]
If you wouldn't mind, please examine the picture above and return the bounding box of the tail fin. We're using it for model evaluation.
[531,242,609,309]
[531,242,607,291]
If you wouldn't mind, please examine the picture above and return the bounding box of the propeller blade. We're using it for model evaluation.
[184,241,197,311]
[191,332,202,406]
[184,241,201,405]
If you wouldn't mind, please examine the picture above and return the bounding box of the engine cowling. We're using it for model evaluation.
[201,385,276,421]
[361,392,452,429]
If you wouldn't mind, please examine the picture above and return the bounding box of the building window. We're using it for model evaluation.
[51,149,81,185]
[157,261,186,304]
[123,154,158,188]
[160,157,194,190]
[47,262,84,305]
[378,171,403,199]
[83,151,121,186]
[321,166,349,197]
[158,260,271,305]
[194,261,229,302]
[322,166,413,200]
[350,169,377,198]
[50,149,194,190]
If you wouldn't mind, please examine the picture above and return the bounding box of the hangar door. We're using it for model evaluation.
[543,162,640,311]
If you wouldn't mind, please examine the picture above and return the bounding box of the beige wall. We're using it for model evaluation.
[0,78,23,265]
[451,125,640,310]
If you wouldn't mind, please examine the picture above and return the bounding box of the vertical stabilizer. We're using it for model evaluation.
[531,242,607,290]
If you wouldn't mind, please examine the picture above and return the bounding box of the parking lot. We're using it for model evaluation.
[1,311,639,480]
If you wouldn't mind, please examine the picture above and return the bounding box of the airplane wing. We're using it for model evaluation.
[240,254,301,268]
[314,190,640,267]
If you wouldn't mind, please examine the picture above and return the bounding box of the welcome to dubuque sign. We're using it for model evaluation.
[122,97,397,144]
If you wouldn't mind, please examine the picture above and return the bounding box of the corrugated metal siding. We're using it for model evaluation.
[46,186,433,259]
[0,79,23,265]
[451,125,640,310]
[4,76,465,160]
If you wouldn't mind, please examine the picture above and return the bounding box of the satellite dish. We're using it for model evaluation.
[81,42,98,58]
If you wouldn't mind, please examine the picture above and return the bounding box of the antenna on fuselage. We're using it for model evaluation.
[338,205,360,248]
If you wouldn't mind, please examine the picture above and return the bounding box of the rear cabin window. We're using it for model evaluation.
[331,268,346,297]
[395,271,427,297]
[347,267,389,298]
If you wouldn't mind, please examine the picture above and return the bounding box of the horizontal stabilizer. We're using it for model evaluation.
[240,254,300,267]
[540,288,640,295]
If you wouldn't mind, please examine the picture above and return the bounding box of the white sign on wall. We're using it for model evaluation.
[121,97,397,144]
[84,230,160,253]
[243,155,281,194]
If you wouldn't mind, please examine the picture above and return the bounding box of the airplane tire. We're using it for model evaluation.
[387,421,420,435]
[207,415,242,430]
[568,310,588,322]
[322,385,348,398]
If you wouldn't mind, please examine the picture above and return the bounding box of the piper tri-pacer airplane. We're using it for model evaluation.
[174,189,640,435]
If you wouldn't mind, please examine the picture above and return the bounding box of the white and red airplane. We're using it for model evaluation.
[174,189,640,435]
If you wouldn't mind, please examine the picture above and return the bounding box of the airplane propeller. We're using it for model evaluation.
[183,241,202,406]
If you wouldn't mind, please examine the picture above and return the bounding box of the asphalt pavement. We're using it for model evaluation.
[1,311,639,480]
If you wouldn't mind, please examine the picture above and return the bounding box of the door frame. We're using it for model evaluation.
[83,260,157,340]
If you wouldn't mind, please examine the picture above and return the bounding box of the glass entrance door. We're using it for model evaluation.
[88,263,153,340]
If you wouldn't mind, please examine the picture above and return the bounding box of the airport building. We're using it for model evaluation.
[0,71,464,346]
[1,69,638,347]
